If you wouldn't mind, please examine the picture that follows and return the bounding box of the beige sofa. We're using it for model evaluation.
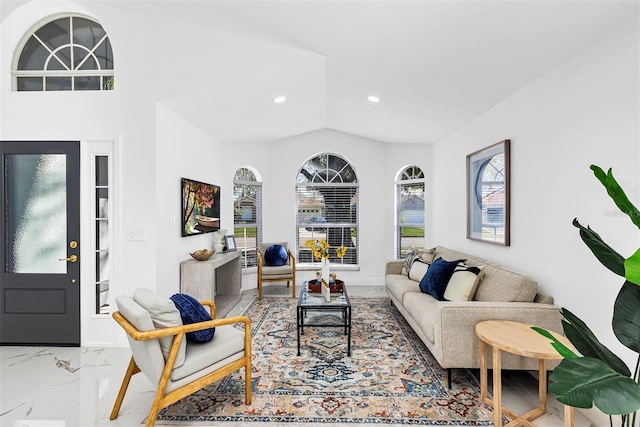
[385,246,563,383]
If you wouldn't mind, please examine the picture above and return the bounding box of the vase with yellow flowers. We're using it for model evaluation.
[305,239,347,301]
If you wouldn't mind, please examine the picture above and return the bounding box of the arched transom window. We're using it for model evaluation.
[13,15,114,91]
[396,165,425,258]
[296,153,358,267]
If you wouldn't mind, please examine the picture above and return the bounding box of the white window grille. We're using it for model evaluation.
[92,153,111,315]
[233,168,262,269]
[396,165,425,258]
[296,153,358,267]
[13,15,114,91]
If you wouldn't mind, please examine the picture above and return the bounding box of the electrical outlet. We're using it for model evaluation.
[127,228,145,241]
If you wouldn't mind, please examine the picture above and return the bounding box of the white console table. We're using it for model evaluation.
[180,251,242,318]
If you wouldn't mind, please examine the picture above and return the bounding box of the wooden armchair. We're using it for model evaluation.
[257,242,296,299]
[110,294,251,427]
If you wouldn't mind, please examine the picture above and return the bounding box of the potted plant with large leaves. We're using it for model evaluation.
[534,165,640,427]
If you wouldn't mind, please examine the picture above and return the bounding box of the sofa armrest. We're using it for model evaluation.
[434,301,563,369]
[386,260,404,276]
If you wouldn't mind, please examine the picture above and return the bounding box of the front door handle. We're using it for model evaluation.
[59,255,78,263]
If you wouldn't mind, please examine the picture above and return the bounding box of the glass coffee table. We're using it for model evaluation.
[296,280,351,356]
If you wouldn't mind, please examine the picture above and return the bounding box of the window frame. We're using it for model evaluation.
[12,14,114,91]
[296,153,359,269]
[395,165,426,258]
[233,167,262,270]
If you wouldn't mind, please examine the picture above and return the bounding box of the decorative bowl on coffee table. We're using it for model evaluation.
[307,279,344,293]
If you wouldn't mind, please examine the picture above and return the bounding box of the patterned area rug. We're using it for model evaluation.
[156,297,496,426]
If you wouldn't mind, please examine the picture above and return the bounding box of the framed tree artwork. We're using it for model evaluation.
[182,178,220,237]
[466,140,510,246]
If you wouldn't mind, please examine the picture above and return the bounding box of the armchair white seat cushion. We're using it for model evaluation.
[261,264,294,277]
[171,326,245,382]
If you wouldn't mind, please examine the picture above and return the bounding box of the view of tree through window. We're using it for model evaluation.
[296,153,358,266]
[396,166,425,258]
[233,168,262,269]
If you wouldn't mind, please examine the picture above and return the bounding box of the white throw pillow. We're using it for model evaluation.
[133,288,186,368]
[444,264,485,301]
[409,259,430,282]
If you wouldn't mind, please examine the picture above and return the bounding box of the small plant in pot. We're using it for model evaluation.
[534,165,640,427]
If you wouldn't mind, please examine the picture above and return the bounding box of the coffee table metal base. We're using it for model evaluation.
[296,281,351,357]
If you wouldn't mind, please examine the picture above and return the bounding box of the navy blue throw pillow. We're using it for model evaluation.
[419,258,465,301]
[170,293,215,343]
[264,244,288,266]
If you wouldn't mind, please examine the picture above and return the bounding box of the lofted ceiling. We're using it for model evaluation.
[5,1,639,144]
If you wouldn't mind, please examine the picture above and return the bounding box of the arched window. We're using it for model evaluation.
[13,15,114,91]
[233,167,262,269]
[296,153,358,267]
[396,165,425,258]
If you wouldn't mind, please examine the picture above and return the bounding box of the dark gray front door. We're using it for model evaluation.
[1,141,80,345]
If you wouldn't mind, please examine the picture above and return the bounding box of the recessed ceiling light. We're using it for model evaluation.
[273,96,287,103]
[367,95,381,103]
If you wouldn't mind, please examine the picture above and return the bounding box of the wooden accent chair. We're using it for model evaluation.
[257,242,296,299]
[110,293,251,427]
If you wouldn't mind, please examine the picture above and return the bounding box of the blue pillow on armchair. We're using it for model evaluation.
[419,257,465,301]
[264,244,288,266]
[170,293,215,343]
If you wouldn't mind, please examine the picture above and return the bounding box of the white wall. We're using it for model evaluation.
[432,16,640,369]
[155,104,222,297]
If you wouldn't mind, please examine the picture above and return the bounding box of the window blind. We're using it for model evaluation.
[233,175,262,269]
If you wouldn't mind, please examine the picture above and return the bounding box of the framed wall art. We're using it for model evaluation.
[466,139,510,246]
[182,177,220,237]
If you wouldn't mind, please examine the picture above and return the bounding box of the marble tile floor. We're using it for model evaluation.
[1,285,595,427]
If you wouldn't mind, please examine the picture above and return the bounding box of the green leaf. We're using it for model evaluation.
[591,165,640,229]
[573,219,625,277]
[613,281,640,354]
[624,249,640,286]
[561,308,630,377]
[531,326,578,359]
[591,164,607,186]
[549,357,640,415]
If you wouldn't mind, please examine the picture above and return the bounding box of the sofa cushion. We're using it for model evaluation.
[408,259,430,282]
[474,265,538,302]
[170,294,215,343]
[402,292,438,343]
[444,265,484,301]
[433,246,538,302]
[402,247,435,276]
[419,257,464,301]
[133,288,186,368]
[386,274,420,303]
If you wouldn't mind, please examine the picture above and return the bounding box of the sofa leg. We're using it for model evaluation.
[448,368,452,389]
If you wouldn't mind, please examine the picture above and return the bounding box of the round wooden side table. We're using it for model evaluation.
[475,320,574,427]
